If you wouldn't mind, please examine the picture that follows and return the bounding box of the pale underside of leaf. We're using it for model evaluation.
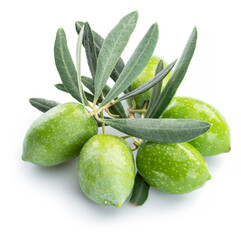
[75,21,126,84]
[76,25,89,109]
[100,22,159,108]
[94,11,138,103]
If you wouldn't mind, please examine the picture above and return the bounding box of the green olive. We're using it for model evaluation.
[137,141,211,194]
[162,97,230,156]
[22,103,97,166]
[78,134,135,208]
[130,55,172,109]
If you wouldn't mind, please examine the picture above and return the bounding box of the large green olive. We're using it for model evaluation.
[130,55,172,109]
[162,97,230,156]
[78,134,135,208]
[137,141,211,194]
[22,103,97,166]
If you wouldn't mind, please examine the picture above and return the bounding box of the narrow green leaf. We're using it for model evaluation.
[76,25,90,109]
[100,23,159,108]
[115,60,176,103]
[75,21,125,83]
[54,83,99,104]
[94,116,111,127]
[94,11,138,103]
[103,118,211,143]
[29,98,60,113]
[108,102,128,118]
[81,75,95,93]
[146,27,198,118]
[54,83,68,92]
[84,22,97,80]
[130,172,150,206]
[54,29,80,103]
[146,60,164,116]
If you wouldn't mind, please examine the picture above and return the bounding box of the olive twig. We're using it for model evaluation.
[129,109,147,114]
[141,102,148,119]
[131,99,137,109]
[90,101,114,117]
[133,137,141,146]
[127,108,135,119]
[121,135,132,139]
[131,145,138,151]
[105,108,120,118]
[99,110,106,134]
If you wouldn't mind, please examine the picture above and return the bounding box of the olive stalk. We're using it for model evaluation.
[131,99,137,109]
[141,102,148,119]
[105,108,120,118]
[98,105,106,134]
[121,135,132,139]
[129,109,147,114]
[89,101,115,117]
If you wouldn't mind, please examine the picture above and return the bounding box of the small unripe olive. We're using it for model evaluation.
[78,134,135,208]
[130,55,172,109]
[22,103,97,166]
[137,141,211,194]
[162,97,230,156]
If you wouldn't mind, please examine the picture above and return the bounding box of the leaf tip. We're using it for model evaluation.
[57,28,64,33]
[129,202,140,207]
[129,10,139,19]
[193,26,198,37]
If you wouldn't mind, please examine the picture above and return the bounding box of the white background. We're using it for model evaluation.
[1,0,240,239]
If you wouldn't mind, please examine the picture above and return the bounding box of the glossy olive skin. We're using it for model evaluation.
[162,97,230,156]
[78,134,135,208]
[22,103,97,166]
[137,141,211,194]
[130,56,172,109]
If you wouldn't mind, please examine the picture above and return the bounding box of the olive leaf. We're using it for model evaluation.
[93,11,138,104]
[145,60,164,116]
[54,83,100,104]
[29,98,59,112]
[102,118,211,143]
[75,21,126,84]
[115,59,177,103]
[83,22,97,80]
[130,172,150,206]
[76,25,90,110]
[146,27,198,118]
[54,83,68,92]
[54,29,81,103]
[29,97,109,128]
[94,116,111,127]
[99,23,159,108]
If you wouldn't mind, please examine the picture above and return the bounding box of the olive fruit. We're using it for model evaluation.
[162,97,230,156]
[78,134,135,208]
[22,103,97,166]
[136,141,211,194]
[130,55,172,109]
